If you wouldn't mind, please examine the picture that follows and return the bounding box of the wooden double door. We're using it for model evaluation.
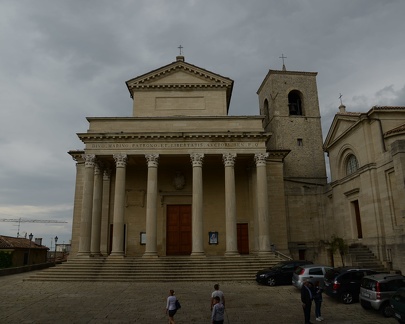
[166,205,250,255]
[166,205,192,255]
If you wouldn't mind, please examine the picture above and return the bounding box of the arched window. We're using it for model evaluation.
[288,90,303,115]
[263,99,269,123]
[264,99,269,115]
[346,154,359,175]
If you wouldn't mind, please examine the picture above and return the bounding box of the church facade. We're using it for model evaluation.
[323,105,405,272]
[68,55,405,273]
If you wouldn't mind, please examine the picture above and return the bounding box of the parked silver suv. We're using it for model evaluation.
[292,264,333,289]
[360,273,405,317]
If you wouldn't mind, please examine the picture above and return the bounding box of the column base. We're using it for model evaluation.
[256,251,273,257]
[142,252,158,258]
[108,254,125,259]
[76,252,91,257]
[224,251,240,257]
[89,253,103,258]
[190,252,206,257]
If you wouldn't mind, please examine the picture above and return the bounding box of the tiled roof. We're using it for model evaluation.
[372,106,405,110]
[338,106,405,116]
[0,235,48,250]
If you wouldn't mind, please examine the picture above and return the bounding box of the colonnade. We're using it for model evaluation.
[76,152,271,257]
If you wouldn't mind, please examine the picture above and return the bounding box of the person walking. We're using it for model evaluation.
[313,281,324,321]
[211,283,225,310]
[165,289,177,324]
[211,296,225,324]
[301,281,314,324]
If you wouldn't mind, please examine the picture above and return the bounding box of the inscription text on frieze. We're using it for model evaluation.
[89,142,261,149]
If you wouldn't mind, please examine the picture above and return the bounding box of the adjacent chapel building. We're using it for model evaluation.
[68,55,405,273]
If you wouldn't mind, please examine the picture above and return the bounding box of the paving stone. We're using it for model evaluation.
[0,271,398,323]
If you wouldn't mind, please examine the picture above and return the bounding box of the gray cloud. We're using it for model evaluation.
[1,0,404,245]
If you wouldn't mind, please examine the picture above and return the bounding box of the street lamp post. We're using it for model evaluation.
[54,236,58,264]
[28,233,33,265]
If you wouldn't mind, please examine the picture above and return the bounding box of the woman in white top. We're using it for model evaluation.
[165,289,177,324]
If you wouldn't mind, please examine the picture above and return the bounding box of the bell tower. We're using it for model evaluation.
[257,67,327,184]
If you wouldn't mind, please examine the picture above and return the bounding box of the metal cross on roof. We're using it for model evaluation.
[339,93,343,105]
[178,45,183,56]
[279,53,287,66]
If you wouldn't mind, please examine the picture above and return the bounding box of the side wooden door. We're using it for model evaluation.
[237,223,249,254]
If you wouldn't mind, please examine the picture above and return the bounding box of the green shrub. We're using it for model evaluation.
[0,251,13,268]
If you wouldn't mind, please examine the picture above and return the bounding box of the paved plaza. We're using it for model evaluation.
[0,270,398,324]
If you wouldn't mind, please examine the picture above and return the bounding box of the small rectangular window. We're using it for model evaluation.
[297,138,303,146]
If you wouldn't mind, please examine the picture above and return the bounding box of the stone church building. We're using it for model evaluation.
[68,55,405,273]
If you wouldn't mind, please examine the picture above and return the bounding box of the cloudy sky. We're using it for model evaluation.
[1,0,404,247]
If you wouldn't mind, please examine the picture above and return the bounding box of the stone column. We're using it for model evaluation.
[110,154,127,257]
[100,168,111,255]
[90,162,103,256]
[77,154,95,256]
[255,153,271,254]
[223,153,239,257]
[190,153,205,257]
[143,154,159,258]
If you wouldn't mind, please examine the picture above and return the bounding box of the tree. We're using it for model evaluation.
[329,235,349,266]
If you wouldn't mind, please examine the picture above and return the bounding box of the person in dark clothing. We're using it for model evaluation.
[313,281,324,321]
[301,281,314,324]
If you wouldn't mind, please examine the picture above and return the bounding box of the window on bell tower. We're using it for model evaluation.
[288,90,303,116]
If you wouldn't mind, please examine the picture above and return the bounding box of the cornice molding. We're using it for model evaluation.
[78,132,271,142]
[129,83,231,90]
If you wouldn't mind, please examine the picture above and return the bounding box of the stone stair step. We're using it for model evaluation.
[24,255,283,282]
[348,244,388,272]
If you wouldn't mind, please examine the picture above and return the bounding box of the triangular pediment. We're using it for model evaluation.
[148,70,211,85]
[126,58,233,91]
[125,57,234,116]
[324,113,361,150]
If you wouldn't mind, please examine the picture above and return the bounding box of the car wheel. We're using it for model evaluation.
[267,277,276,286]
[341,291,353,304]
[380,302,394,318]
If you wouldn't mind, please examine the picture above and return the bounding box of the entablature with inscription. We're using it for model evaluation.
[82,137,269,155]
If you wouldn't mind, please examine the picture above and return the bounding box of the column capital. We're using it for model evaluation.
[71,151,84,162]
[190,153,204,167]
[83,154,96,167]
[113,154,127,168]
[145,154,159,167]
[254,152,269,166]
[223,153,237,167]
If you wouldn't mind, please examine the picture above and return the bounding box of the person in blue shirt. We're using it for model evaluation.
[313,281,324,321]
[211,296,225,324]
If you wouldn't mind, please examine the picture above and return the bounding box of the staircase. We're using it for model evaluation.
[348,244,388,272]
[24,255,283,282]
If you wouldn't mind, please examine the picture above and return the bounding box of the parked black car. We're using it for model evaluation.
[255,260,312,286]
[323,267,378,304]
[391,287,405,323]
